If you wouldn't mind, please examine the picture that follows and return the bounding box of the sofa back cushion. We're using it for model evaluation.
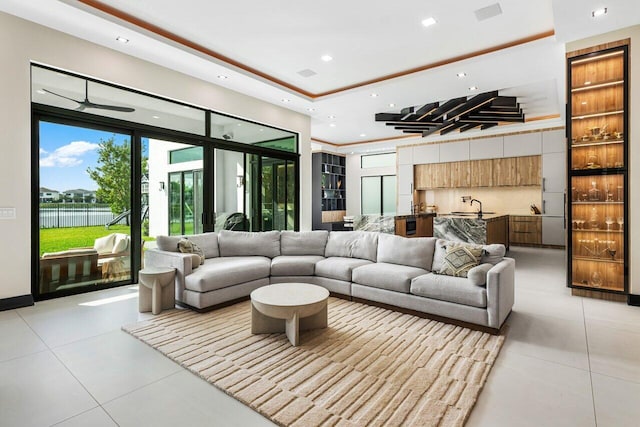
[324,231,378,262]
[280,230,328,256]
[156,233,219,258]
[432,239,506,271]
[377,234,436,270]
[218,230,281,258]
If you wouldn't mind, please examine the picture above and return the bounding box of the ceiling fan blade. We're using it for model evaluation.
[84,102,136,113]
[41,88,82,105]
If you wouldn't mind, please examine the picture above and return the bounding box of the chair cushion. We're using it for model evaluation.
[410,273,487,308]
[315,257,372,282]
[218,230,281,258]
[112,233,129,253]
[377,234,436,270]
[352,263,428,293]
[324,231,378,262]
[93,234,115,255]
[271,255,325,276]
[280,230,328,256]
[184,256,271,292]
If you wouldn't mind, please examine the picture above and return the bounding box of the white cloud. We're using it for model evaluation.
[40,140,99,168]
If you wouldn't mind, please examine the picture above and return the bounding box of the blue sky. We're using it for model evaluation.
[39,122,141,192]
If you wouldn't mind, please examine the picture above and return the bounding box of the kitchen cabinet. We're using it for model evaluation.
[470,136,503,160]
[516,155,541,186]
[567,40,628,295]
[542,152,566,193]
[414,164,432,189]
[542,217,565,246]
[395,215,434,238]
[413,144,439,164]
[509,216,542,245]
[503,132,542,157]
[397,146,413,165]
[492,157,517,186]
[439,140,469,163]
[397,164,413,195]
[432,162,451,188]
[542,129,566,154]
[470,159,493,187]
[450,161,470,188]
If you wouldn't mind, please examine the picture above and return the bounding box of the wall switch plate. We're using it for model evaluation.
[0,207,16,219]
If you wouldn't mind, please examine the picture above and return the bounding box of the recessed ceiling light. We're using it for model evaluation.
[469,86,478,91]
[457,72,467,78]
[307,107,315,112]
[329,123,336,127]
[36,89,46,95]
[370,93,379,98]
[360,133,367,137]
[328,115,336,119]
[421,17,437,27]
[389,103,395,107]
[321,55,333,62]
[217,75,228,80]
[592,8,607,18]
[152,115,160,119]
[116,36,129,43]
[281,98,291,103]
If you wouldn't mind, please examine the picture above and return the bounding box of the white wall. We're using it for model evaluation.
[567,25,640,296]
[345,154,396,216]
[0,11,311,300]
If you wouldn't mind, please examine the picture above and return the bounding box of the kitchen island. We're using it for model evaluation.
[434,214,509,247]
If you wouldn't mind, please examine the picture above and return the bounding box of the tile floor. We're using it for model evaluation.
[1,246,639,426]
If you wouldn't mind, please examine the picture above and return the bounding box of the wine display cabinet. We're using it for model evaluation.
[567,41,629,294]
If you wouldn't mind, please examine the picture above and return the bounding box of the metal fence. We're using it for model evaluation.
[39,203,125,229]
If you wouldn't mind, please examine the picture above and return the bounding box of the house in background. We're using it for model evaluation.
[62,189,96,204]
[38,187,60,203]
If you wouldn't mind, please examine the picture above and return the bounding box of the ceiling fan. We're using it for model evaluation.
[42,80,135,113]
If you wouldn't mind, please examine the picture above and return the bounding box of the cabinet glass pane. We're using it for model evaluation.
[361,177,381,215]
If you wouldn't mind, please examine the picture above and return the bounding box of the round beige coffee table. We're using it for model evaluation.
[138,267,176,315]
[250,283,329,346]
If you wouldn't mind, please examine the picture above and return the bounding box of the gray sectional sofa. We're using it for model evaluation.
[144,230,515,332]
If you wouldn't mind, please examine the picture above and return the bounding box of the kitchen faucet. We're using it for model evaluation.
[471,199,483,216]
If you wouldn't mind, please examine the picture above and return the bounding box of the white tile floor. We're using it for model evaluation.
[1,246,639,426]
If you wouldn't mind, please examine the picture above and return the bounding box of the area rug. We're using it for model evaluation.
[123,298,504,427]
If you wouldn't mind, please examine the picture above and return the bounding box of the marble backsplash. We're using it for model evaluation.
[417,187,542,215]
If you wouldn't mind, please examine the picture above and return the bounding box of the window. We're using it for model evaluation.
[361,153,396,168]
[169,147,204,164]
[361,175,396,215]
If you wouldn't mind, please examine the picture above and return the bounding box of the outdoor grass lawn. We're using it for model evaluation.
[39,225,155,255]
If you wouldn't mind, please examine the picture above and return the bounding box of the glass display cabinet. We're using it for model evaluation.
[567,41,628,295]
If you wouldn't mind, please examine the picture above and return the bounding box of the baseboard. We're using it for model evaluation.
[628,294,640,306]
[0,294,35,312]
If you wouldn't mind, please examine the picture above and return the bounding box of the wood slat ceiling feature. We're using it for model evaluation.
[375,90,524,137]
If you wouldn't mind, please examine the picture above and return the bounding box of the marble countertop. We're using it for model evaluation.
[394,213,437,219]
[436,213,508,221]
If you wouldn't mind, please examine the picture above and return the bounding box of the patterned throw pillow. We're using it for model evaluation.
[177,238,205,265]
[439,243,483,278]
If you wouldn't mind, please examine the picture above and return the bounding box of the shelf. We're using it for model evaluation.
[571,79,624,92]
[571,139,623,147]
[571,229,623,233]
[573,256,623,264]
[571,201,623,205]
[570,168,625,176]
[571,110,623,120]
[571,282,625,293]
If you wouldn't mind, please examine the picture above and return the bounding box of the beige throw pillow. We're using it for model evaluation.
[177,238,205,265]
[439,243,483,278]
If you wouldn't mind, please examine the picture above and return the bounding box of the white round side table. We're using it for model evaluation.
[138,267,176,314]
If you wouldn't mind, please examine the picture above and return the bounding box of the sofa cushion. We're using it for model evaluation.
[439,243,483,278]
[352,262,428,293]
[112,233,129,253]
[481,243,507,265]
[377,234,436,270]
[218,230,280,258]
[184,256,271,292]
[467,263,494,286]
[280,230,328,256]
[156,233,219,258]
[410,273,487,308]
[324,231,378,262]
[315,257,372,282]
[271,255,325,276]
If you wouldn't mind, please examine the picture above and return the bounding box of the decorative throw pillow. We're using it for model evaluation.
[177,238,204,265]
[439,243,483,278]
[189,253,201,269]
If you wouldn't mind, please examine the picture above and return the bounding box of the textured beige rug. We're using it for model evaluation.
[123,298,504,427]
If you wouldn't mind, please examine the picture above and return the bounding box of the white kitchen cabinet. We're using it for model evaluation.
[470,136,503,160]
[542,130,566,154]
[503,133,542,157]
[542,152,566,193]
[413,144,439,164]
[542,216,565,246]
[542,192,564,216]
[397,164,413,195]
[397,194,412,215]
[397,146,413,165]
[439,140,469,163]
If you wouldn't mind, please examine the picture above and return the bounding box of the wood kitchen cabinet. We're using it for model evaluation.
[492,157,517,186]
[509,215,542,245]
[450,161,470,188]
[516,155,541,186]
[432,162,451,188]
[470,159,493,187]
[414,164,432,190]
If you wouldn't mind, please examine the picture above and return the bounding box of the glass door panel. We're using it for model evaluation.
[38,121,132,298]
[214,148,247,231]
[382,176,397,215]
[361,177,382,215]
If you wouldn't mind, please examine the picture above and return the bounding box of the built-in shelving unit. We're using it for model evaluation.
[312,152,346,230]
[567,41,629,297]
